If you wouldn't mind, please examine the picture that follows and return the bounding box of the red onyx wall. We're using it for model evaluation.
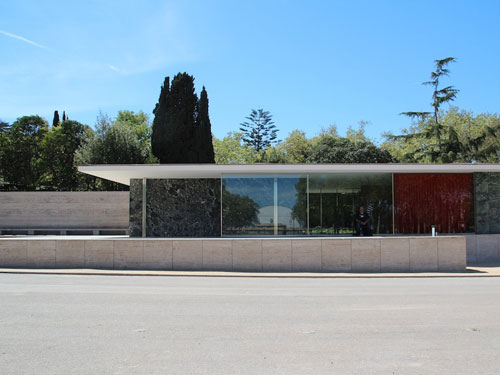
[394,174,474,234]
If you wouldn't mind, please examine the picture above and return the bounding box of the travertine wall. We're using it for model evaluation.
[0,192,129,230]
[466,234,500,264]
[474,172,500,234]
[0,236,466,272]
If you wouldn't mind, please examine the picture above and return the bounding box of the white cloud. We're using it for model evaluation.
[0,29,51,50]
[107,64,123,73]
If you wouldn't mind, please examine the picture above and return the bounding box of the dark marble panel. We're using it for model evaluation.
[144,179,221,237]
[129,179,143,237]
[474,173,500,234]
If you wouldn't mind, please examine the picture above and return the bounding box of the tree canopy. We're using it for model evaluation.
[213,124,394,164]
[52,111,60,127]
[2,61,499,192]
[41,119,89,190]
[239,109,279,155]
[386,57,500,163]
[0,115,49,190]
[383,107,500,163]
[152,73,215,163]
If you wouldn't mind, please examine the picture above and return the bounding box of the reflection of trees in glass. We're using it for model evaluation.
[222,188,259,231]
[304,174,393,235]
[359,183,392,234]
[223,178,273,208]
[223,174,393,235]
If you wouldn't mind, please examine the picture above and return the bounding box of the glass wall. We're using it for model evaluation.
[222,175,307,236]
[221,173,392,236]
[309,174,393,235]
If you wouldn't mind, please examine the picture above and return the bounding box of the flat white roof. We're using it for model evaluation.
[78,163,500,186]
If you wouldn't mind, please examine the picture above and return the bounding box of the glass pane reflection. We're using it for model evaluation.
[222,173,393,236]
[222,176,274,235]
[309,174,392,235]
[277,176,307,235]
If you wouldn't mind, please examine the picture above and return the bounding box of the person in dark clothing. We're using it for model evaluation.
[354,206,372,236]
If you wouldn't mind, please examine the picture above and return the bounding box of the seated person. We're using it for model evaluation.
[354,206,372,236]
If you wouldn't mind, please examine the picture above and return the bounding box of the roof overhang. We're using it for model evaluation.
[78,163,500,186]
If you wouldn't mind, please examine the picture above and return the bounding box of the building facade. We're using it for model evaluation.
[78,164,500,238]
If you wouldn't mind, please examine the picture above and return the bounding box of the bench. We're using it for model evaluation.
[0,228,128,236]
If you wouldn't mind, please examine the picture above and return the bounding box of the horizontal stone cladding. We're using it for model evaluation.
[0,191,129,230]
[474,173,500,234]
[130,178,221,237]
[0,237,467,271]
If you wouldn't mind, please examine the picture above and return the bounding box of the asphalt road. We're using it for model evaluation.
[1,274,500,375]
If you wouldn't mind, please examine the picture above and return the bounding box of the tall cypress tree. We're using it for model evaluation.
[152,73,214,163]
[151,77,170,162]
[62,111,66,122]
[169,73,197,163]
[52,110,60,127]
[194,87,215,163]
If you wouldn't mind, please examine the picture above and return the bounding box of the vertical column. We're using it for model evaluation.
[306,174,310,235]
[319,189,323,229]
[392,173,395,235]
[142,177,147,238]
[273,177,278,235]
[220,176,223,236]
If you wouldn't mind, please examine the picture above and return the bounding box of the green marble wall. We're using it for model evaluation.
[474,172,500,234]
[129,179,143,237]
[129,178,221,237]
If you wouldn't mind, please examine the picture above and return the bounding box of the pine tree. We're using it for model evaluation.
[52,111,60,127]
[194,86,215,163]
[0,120,10,133]
[239,109,279,153]
[399,57,459,162]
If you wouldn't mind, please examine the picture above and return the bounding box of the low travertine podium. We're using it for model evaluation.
[0,236,466,272]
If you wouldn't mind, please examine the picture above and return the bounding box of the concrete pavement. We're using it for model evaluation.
[1,273,500,374]
[1,266,500,278]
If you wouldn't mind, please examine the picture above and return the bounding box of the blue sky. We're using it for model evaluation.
[1,0,499,143]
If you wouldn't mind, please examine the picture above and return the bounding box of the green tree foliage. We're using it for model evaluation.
[0,110,155,191]
[193,87,216,163]
[41,120,88,190]
[0,120,10,133]
[264,124,392,164]
[383,107,500,163]
[151,77,170,162]
[387,57,499,163]
[239,109,279,154]
[0,116,48,190]
[52,110,60,127]
[76,113,149,165]
[213,132,257,164]
[114,110,156,163]
[398,57,459,161]
[307,136,394,163]
[271,130,312,163]
[152,73,215,163]
[76,113,151,190]
[221,188,259,230]
[215,124,392,164]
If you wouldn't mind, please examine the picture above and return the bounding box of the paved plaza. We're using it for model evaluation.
[1,274,500,374]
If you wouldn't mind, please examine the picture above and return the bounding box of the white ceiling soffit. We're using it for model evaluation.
[77,164,500,186]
